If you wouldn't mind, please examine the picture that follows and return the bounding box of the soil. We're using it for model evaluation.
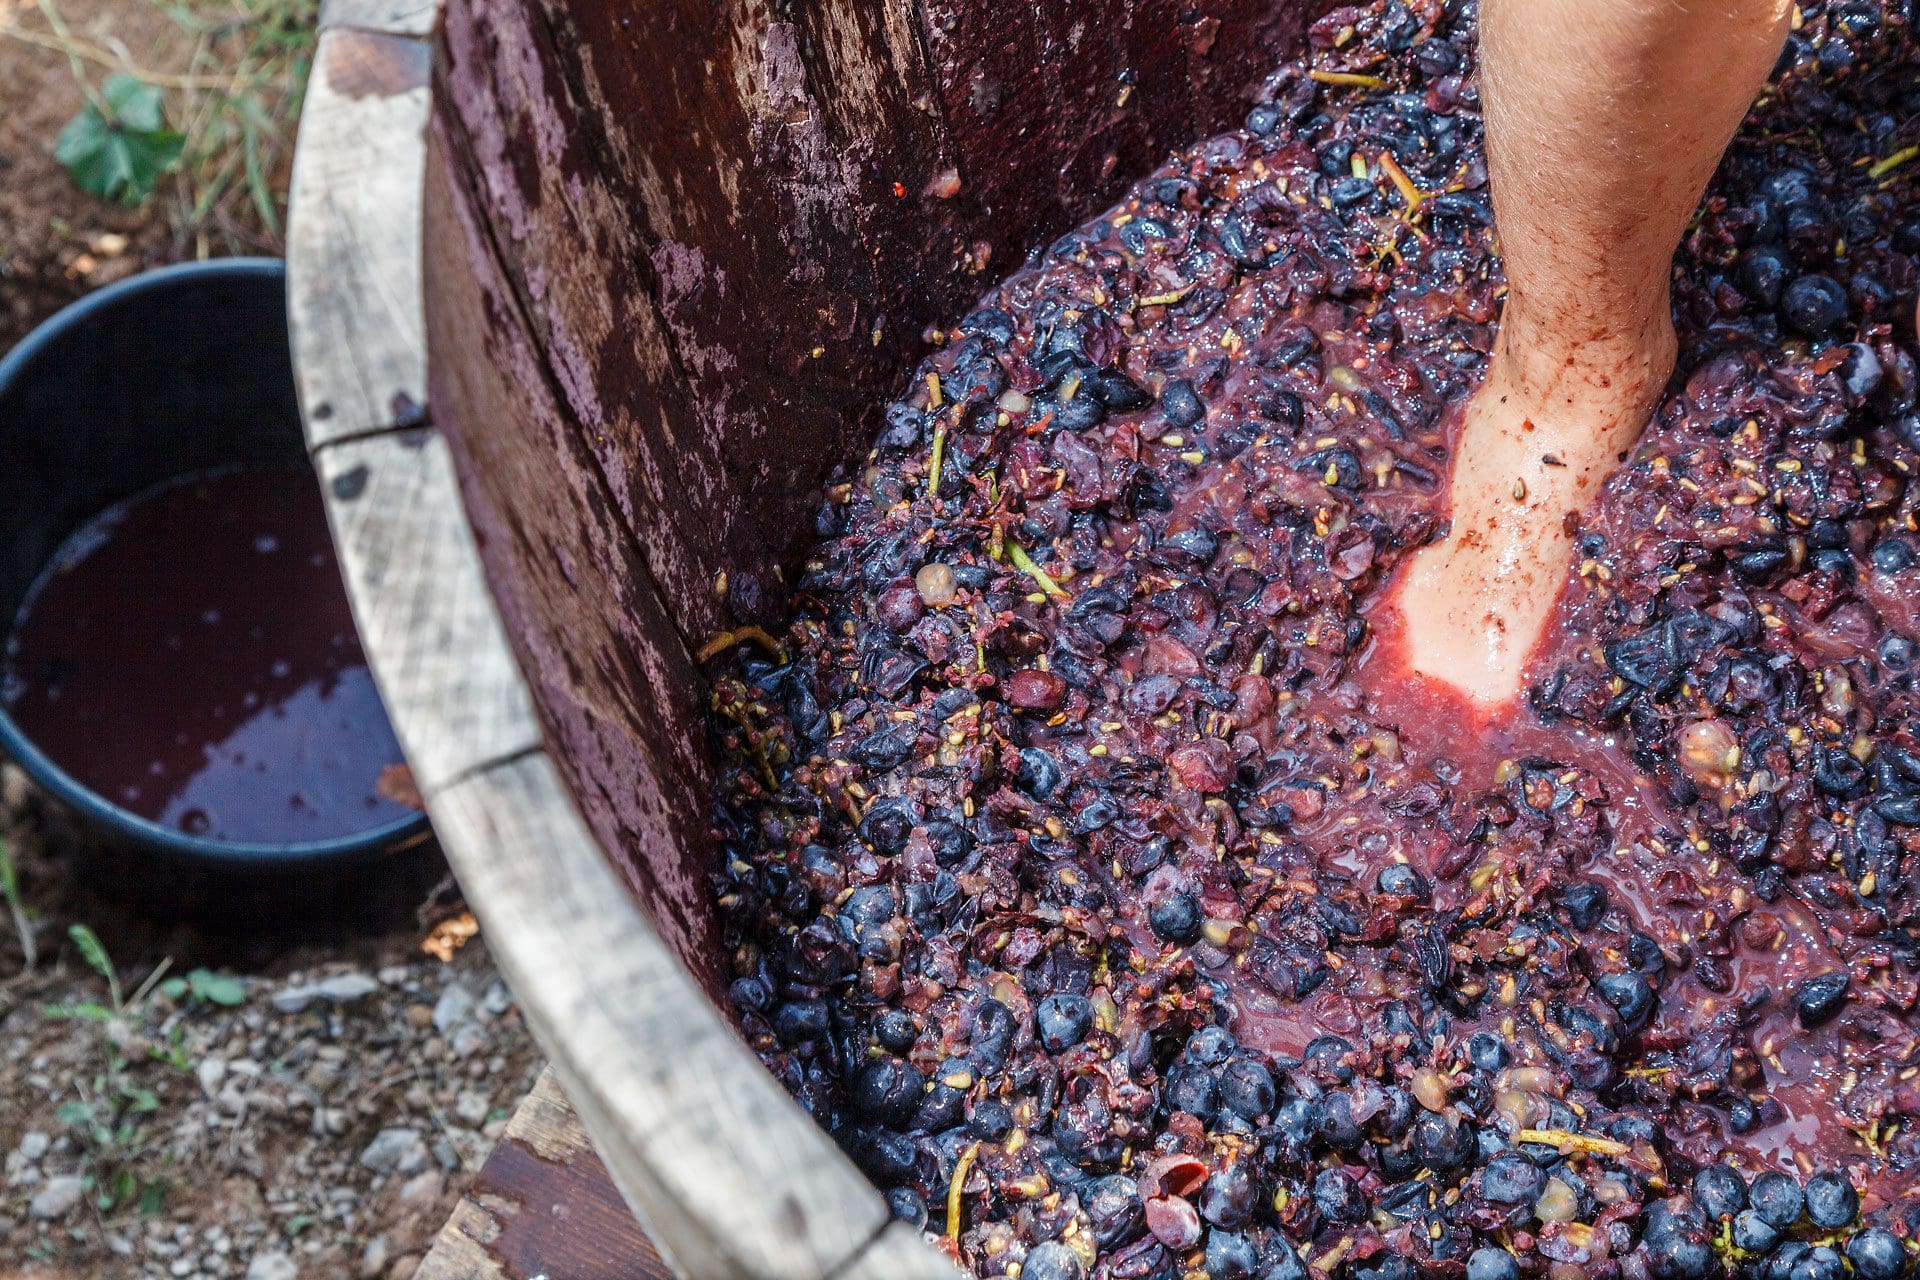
[1,4,546,1278]
[0,0,186,348]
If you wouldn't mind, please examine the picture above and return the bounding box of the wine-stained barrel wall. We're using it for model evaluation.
[425,0,1322,982]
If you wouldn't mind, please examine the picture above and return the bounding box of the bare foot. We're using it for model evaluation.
[1395,310,1676,706]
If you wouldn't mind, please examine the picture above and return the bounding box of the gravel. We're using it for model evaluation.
[244,1250,298,1280]
[28,1174,86,1220]
[359,1129,430,1177]
[270,972,382,1015]
[0,845,542,1279]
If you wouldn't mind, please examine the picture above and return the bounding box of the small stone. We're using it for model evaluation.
[359,1128,429,1175]
[246,1250,298,1280]
[480,980,513,1017]
[29,1174,87,1219]
[360,1236,391,1279]
[16,1131,49,1162]
[450,1022,490,1059]
[314,973,381,1003]
[398,1169,446,1210]
[273,972,381,1014]
[197,1057,229,1098]
[454,1091,491,1126]
[432,984,476,1035]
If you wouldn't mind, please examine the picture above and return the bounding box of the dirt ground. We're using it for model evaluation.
[0,2,548,1276]
[0,0,177,345]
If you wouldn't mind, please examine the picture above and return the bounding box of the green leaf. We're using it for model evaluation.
[55,77,184,207]
[125,1087,160,1114]
[55,1100,95,1127]
[138,1180,169,1217]
[103,1167,137,1210]
[157,976,188,1001]
[0,837,18,905]
[66,924,115,985]
[102,74,165,133]
[44,1000,115,1021]
[188,969,246,1007]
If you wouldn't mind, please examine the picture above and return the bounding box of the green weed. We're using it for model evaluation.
[0,835,33,970]
[41,925,244,1221]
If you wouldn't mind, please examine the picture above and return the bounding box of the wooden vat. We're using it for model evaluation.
[288,1,1323,1274]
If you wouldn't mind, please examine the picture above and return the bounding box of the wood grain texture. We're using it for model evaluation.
[831,1222,964,1280]
[417,1075,958,1280]
[287,25,431,450]
[421,749,938,1280]
[319,0,437,35]
[309,431,539,791]
[416,1070,672,1280]
[421,119,723,982]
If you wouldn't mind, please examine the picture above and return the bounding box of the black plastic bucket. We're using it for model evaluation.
[0,259,431,872]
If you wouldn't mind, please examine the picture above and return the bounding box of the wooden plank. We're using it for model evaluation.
[420,749,913,1280]
[419,1074,960,1280]
[832,1222,962,1280]
[420,123,725,984]
[287,25,432,450]
[415,1069,672,1280]
[309,430,540,791]
[319,0,438,36]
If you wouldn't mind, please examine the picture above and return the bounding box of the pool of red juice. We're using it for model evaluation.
[1341,583,1903,1179]
[2,467,413,844]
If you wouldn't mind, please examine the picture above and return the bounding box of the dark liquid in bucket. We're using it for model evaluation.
[3,468,412,843]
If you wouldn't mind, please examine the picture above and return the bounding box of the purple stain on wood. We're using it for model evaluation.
[423,122,723,987]
[322,27,430,101]
[467,1133,672,1280]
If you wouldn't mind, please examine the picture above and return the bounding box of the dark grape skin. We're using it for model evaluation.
[1311,1167,1368,1223]
[1643,1229,1715,1280]
[1149,892,1203,943]
[1751,1172,1806,1229]
[1692,1163,1747,1220]
[1804,1171,1860,1230]
[1466,1249,1520,1280]
[1480,1152,1543,1204]
[1796,972,1852,1027]
[1467,1032,1509,1072]
[887,1186,927,1227]
[1034,992,1095,1052]
[1733,1209,1782,1254]
[1847,1228,1909,1280]
[1780,272,1849,335]
[1020,1241,1085,1280]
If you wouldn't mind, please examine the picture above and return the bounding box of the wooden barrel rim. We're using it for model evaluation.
[285,4,957,1275]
